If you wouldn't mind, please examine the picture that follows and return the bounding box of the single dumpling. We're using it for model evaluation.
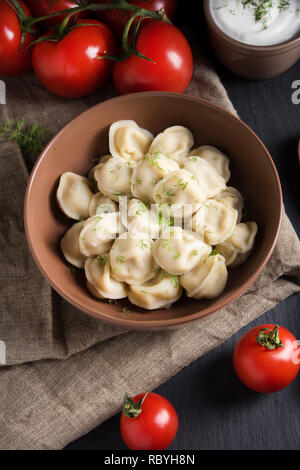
[85,255,128,300]
[216,222,258,267]
[153,169,206,220]
[94,156,134,202]
[89,192,118,217]
[181,156,226,199]
[152,227,212,275]
[57,172,93,220]
[131,152,179,203]
[214,187,244,223]
[121,198,160,238]
[110,233,158,284]
[128,269,182,310]
[180,253,228,299]
[88,155,112,180]
[79,213,124,257]
[61,221,87,268]
[109,120,153,162]
[189,145,230,182]
[149,126,194,162]
[191,199,238,245]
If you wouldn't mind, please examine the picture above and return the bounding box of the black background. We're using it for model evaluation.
[66,4,300,450]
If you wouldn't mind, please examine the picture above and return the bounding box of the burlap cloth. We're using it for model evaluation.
[0,52,300,450]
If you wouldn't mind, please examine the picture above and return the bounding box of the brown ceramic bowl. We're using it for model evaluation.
[204,0,300,80]
[24,92,282,329]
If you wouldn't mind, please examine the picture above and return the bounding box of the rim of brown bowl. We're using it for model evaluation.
[24,92,282,330]
[203,0,300,55]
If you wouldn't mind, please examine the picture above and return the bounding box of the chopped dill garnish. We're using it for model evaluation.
[135,201,147,216]
[163,238,176,253]
[138,239,148,250]
[69,265,76,275]
[162,184,175,198]
[170,275,178,288]
[174,177,188,191]
[242,0,290,29]
[96,255,108,265]
[146,149,164,171]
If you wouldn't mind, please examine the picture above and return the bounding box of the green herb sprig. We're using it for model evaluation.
[242,0,290,29]
[0,119,46,158]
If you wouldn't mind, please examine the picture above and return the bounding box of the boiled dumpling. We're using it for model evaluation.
[110,233,158,284]
[149,126,194,162]
[181,156,226,199]
[85,255,128,299]
[109,120,153,162]
[189,145,230,182]
[89,192,118,217]
[57,172,93,220]
[153,169,206,219]
[94,157,134,202]
[131,152,179,203]
[121,198,160,238]
[79,213,124,257]
[152,227,212,275]
[191,199,238,245]
[88,155,111,180]
[216,222,258,267]
[128,269,182,310]
[180,253,228,299]
[61,221,87,268]
[214,187,243,223]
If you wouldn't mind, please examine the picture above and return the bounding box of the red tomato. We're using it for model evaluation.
[120,392,178,450]
[233,324,300,393]
[98,0,176,39]
[113,21,193,94]
[32,19,116,98]
[25,0,88,27]
[0,0,35,75]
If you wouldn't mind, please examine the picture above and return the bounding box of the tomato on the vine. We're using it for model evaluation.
[25,0,88,27]
[32,19,116,98]
[98,0,176,39]
[120,392,178,450]
[113,20,193,94]
[233,324,300,393]
[0,0,36,75]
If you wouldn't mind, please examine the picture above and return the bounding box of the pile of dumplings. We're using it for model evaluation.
[57,120,258,311]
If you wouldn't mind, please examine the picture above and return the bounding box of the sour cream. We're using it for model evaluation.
[210,0,300,46]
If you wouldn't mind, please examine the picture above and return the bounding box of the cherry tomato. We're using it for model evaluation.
[233,324,300,393]
[113,21,193,94]
[32,19,116,98]
[0,0,36,75]
[97,0,176,39]
[120,392,178,450]
[25,0,88,27]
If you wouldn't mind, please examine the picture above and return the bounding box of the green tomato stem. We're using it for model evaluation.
[123,392,149,418]
[256,324,283,351]
[17,0,171,60]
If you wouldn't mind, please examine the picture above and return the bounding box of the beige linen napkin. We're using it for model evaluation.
[0,55,300,449]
